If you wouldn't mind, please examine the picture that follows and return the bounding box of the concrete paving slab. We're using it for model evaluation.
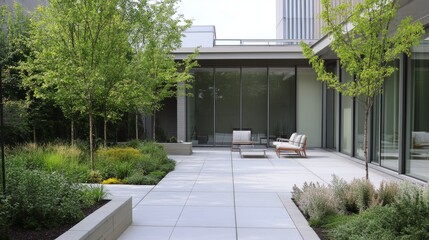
[113,148,410,240]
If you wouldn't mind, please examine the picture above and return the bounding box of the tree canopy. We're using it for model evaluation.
[21,0,197,169]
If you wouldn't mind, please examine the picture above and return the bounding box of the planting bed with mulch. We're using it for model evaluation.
[8,200,109,240]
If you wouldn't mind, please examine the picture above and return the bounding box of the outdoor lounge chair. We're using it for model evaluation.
[275,133,297,143]
[274,134,307,158]
[232,130,253,151]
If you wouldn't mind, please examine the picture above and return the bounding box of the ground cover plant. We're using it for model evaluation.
[0,141,174,239]
[292,176,429,240]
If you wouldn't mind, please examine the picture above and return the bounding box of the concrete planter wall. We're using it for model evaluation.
[159,142,192,155]
[56,196,132,240]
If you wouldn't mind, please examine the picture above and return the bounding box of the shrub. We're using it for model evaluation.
[330,193,429,239]
[0,196,15,239]
[347,178,377,213]
[329,206,397,240]
[125,140,142,149]
[97,147,141,162]
[102,177,122,184]
[376,180,400,206]
[114,162,133,179]
[6,167,90,229]
[87,170,103,183]
[81,185,106,204]
[295,182,338,224]
[330,175,352,214]
[125,172,146,185]
[329,183,429,240]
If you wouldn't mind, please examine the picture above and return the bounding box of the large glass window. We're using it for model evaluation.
[407,35,429,181]
[269,68,296,144]
[242,68,268,143]
[354,97,365,160]
[380,65,399,170]
[372,62,400,169]
[187,68,214,145]
[215,68,240,145]
[187,66,298,147]
[341,70,353,155]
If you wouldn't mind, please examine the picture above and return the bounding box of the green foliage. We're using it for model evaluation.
[0,196,15,239]
[329,188,429,240]
[87,170,103,183]
[5,168,89,229]
[125,172,147,185]
[347,178,377,213]
[375,180,401,206]
[97,147,141,162]
[294,176,429,239]
[125,139,143,149]
[294,182,339,223]
[3,100,29,144]
[81,185,106,205]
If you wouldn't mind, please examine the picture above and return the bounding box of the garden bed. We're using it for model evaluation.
[8,200,109,240]
[159,142,192,155]
[56,196,132,240]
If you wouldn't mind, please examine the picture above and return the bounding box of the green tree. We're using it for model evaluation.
[22,0,131,169]
[301,0,424,179]
[127,0,198,141]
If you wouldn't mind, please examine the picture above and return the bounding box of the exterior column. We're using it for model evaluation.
[177,85,186,142]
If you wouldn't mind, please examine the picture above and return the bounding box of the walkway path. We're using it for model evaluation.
[106,148,399,240]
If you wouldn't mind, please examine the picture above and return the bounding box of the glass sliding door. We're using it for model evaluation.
[242,68,268,143]
[407,35,429,181]
[380,64,399,170]
[269,68,296,145]
[215,68,240,145]
[341,70,353,155]
[187,66,298,147]
[187,68,214,145]
[354,98,365,160]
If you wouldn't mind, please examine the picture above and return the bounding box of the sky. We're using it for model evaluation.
[177,0,276,39]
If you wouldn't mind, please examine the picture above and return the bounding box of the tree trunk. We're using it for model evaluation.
[135,111,139,141]
[89,103,94,171]
[71,118,75,146]
[363,98,370,180]
[152,111,156,141]
[33,125,36,144]
[103,113,107,148]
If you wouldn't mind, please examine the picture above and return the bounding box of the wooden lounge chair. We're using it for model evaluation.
[275,133,297,143]
[275,134,307,158]
[232,130,253,151]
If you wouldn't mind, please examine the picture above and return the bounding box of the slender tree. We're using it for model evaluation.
[301,0,424,179]
[127,0,198,141]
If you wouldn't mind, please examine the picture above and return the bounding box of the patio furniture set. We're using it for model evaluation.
[231,130,307,158]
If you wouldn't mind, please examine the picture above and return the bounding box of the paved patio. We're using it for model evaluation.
[105,148,401,240]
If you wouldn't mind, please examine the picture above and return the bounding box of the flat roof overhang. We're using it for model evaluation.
[309,0,429,59]
[173,45,305,61]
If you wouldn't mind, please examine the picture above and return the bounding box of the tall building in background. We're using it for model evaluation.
[276,0,321,40]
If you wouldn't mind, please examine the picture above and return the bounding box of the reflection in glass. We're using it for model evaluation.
[269,68,296,145]
[355,98,365,160]
[187,68,214,145]
[341,70,353,155]
[380,65,399,170]
[242,68,268,143]
[215,68,240,145]
[407,36,429,181]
